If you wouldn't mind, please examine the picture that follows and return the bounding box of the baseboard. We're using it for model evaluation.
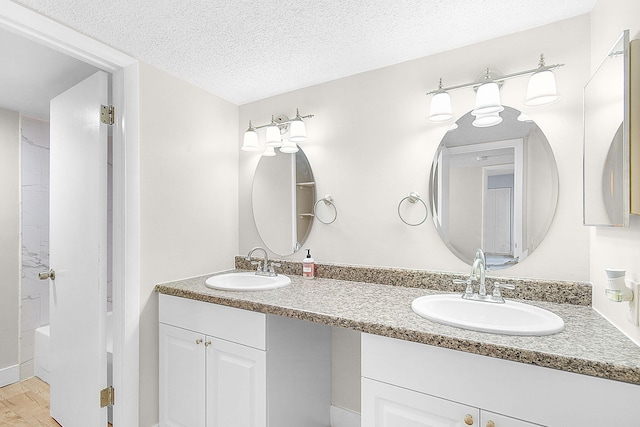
[0,364,20,388]
[330,405,361,427]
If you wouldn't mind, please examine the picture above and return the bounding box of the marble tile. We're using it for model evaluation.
[20,118,50,376]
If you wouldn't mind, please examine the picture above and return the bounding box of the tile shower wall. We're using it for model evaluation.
[20,116,49,379]
[19,117,113,379]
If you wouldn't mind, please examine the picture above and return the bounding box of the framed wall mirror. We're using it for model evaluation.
[252,149,316,256]
[583,30,630,226]
[429,106,559,270]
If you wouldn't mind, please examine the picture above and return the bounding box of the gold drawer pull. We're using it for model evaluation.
[464,413,474,425]
[486,421,495,427]
[195,338,203,345]
[204,341,212,347]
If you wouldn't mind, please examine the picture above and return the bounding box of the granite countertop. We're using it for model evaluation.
[155,270,640,386]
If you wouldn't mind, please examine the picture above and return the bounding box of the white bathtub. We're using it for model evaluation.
[34,312,114,420]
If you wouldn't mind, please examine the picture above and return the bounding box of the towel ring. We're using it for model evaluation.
[398,192,428,226]
[314,195,337,224]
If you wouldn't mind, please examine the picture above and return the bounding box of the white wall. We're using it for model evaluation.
[589,0,640,345]
[239,16,590,282]
[0,107,20,385]
[137,62,239,426]
[238,15,591,413]
[19,116,50,379]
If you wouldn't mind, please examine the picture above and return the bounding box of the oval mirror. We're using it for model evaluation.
[252,149,316,256]
[429,106,559,270]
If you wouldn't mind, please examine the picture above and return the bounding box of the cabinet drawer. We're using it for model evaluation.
[159,294,266,350]
[362,378,479,427]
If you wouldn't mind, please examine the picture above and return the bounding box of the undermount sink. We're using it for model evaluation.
[205,272,291,291]
[411,294,564,336]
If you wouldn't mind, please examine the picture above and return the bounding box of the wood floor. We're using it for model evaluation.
[0,377,60,426]
[0,377,113,427]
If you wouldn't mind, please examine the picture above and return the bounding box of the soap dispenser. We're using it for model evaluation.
[302,249,315,279]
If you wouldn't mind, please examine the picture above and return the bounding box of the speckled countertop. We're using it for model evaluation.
[155,269,640,386]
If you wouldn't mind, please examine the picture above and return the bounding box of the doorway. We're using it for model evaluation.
[1,4,140,425]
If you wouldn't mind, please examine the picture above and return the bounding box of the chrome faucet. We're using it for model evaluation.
[456,248,515,303]
[470,248,487,297]
[245,246,279,277]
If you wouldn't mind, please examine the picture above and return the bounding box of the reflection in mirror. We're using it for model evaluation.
[429,106,559,270]
[583,30,629,226]
[252,149,315,256]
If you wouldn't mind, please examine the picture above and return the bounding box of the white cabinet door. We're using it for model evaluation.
[362,378,479,427]
[206,338,266,427]
[481,411,545,427]
[159,324,206,427]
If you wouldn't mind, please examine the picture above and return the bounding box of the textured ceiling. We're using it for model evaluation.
[10,0,596,105]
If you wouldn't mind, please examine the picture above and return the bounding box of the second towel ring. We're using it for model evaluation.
[398,192,428,226]
[314,195,337,224]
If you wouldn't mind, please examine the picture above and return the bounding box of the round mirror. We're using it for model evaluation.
[252,149,316,256]
[429,106,558,270]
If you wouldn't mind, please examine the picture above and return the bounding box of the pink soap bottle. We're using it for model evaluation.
[302,249,315,279]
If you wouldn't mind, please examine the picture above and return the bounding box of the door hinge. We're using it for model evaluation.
[100,385,115,408]
[100,104,115,125]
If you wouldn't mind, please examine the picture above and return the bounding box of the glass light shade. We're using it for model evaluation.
[289,119,307,142]
[517,112,533,122]
[428,91,453,122]
[262,146,276,157]
[279,139,299,153]
[472,111,503,128]
[472,82,503,116]
[525,70,560,106]
[241,129,259,151]
[265,124,283,147]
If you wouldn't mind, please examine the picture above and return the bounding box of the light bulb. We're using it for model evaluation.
[472,112,502,128]
[241,122,259,151]
[525,70,560,106]
[289,119,307,142]
[280,139,299,153]
[262,146,276,157]
[472,82,503,116]
[265,123,282,147]
[428,91,453,122]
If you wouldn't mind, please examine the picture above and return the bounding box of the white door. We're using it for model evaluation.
[159,323,206,427]
[49,71,109,426]
[362,378,479,427]
[483,187,512,255]
[207,339,266,427]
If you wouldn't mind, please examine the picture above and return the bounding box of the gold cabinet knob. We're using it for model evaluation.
[195,338,203,345]
[204,341,212,347]
[486,421,495,427]
[464,414,474,425]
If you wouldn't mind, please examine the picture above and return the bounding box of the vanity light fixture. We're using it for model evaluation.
[241,108,314,154]
[426,54,563,127]
[428,79,453,122]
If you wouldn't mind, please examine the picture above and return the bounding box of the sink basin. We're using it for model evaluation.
[411,294,564,336]
[205,272,291,291]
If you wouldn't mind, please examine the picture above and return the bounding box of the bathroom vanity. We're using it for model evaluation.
[156,267,640,427]
[158,293,330,427]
